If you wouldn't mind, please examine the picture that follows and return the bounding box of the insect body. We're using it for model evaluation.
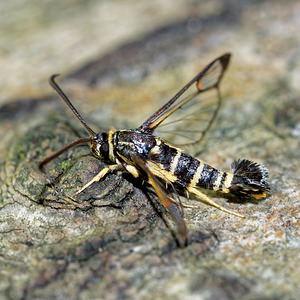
[39,53,270,246]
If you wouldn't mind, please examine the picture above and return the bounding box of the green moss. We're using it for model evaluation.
[61,159,72,170]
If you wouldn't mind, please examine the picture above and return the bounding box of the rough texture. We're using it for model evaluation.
[1,0,299,299]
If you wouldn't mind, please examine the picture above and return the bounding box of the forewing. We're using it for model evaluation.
[131,155,187,247]
[138,53,231,153]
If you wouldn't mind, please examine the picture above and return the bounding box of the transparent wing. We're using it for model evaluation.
[138,53,231,153]
[155,88,221,149]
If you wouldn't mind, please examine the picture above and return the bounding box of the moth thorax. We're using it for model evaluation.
[90,132,110,162]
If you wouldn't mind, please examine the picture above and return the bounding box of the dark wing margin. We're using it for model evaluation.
[138,53,231,146]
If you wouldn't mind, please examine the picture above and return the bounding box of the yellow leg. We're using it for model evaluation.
[188,187,245,218]
[74,164,121,197]
[168,197,205,210]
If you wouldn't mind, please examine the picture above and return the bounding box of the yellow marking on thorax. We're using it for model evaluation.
[108,128,116,161]
[189,160,205,188]
[222,173,233,193]
[149,138,164,155]
[213,171,224,191]
[150,145,160,155]
[170,151,181,173]
[155,139,162,146]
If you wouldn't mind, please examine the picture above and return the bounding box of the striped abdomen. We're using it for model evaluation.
[113,130,269,200]
[148,138,233,193]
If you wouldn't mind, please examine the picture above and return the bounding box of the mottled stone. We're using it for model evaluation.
[1,0,300,299]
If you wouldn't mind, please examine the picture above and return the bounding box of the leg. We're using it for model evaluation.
[74,164,122,197]
[168,197,205,209]
[188,187,245,218]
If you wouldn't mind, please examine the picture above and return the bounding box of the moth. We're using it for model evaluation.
[39,53,270,246]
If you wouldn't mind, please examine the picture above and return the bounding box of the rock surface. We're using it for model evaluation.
[0,0,299,299]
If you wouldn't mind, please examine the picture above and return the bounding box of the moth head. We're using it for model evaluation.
[90,132,110,162]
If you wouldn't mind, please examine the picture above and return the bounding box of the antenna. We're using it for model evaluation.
[49,74,96,136]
